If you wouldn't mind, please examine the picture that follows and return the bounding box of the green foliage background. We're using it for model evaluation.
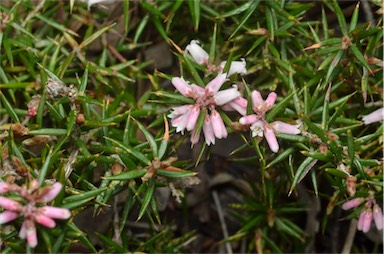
[0,0,382,253]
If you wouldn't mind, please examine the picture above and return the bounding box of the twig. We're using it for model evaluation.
[212,190,233,254]
[108,44,128,63]
[341,219,358,254]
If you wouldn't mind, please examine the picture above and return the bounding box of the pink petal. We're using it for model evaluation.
[27,221,38,248]
[264,124,279,153]
[37,182,63,203]
[34,213,56,228]
[251,90,264,109]
[239,114,259,125]
[210,110,227,139]
[39,206,71,220]
[185,40,209,65]
[205,73,227,94]
[0,211,19,224]
[19,219,38,248]
[362,107,384,125]
[0,196,22,211]
[186,105,200,132]
[203,116,215,146]
[171,77,193,97]
[19,219,28,239]
[342,198,364,210]
[214,85,241,106]
[265,92,277,109]
[373,205,383,230]
[271,121,300,134]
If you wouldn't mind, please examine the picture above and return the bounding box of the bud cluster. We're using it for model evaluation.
[169,40,248,146]
[0,180,71,248]
[170,39,301,151]
[342,196,383,233]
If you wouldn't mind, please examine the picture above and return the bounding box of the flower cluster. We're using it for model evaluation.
[169,75,244,146]
[342,196,383,233]
[170,39,301,151]
[239,90,300,153]
[169,40,248,146]
[0,180,71,248]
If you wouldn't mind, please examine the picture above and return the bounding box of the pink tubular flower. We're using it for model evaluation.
[362,107,384,125]
[169,73,241,146]
[33,213,56,228]
[171,77,194,97]
[373,205,383,230]
[0,181,71,248]
[205,73,227,94]
[270,121,301,135]
[0,210,19,224]
[185,40,209,65]
[38,206,71,219]
[20,219,38,248]
[0,196,23,211]
[221,97,248,116]
[240,114,260,125]
[214,85,241,106]
[202,115,215,146]
[342,197,364,210]
[186,105,200,132]
[358,208,373,233]
[36,182,63,203]
[210,110,228,139]
[219,59,247,77]
[264,123,279,153]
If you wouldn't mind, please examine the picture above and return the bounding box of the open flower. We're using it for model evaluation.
[0,180,71,248]
[169,73,241,146]
[239,90,300,153]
